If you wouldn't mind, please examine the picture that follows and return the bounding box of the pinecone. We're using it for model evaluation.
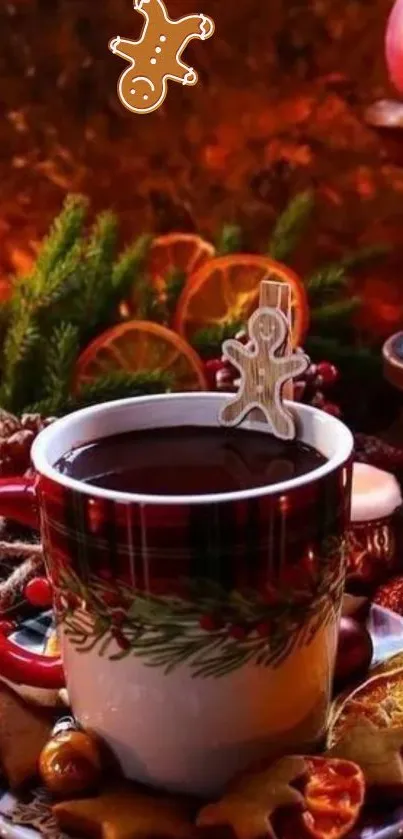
[0,411,55,477]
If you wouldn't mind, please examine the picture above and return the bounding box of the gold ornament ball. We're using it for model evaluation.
[39,729,103,798]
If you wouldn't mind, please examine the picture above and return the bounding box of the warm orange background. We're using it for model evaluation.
[1,0,403,337]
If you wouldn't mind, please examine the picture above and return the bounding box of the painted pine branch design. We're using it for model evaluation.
[55,536,345,678]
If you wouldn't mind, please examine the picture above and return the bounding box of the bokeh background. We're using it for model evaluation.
[1,0,402,330]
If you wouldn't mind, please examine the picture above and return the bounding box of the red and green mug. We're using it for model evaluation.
[0,393,353,795]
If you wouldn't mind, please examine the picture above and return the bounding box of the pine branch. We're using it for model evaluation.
[42,323,79,413]
[268,190,314,263]
[0,311,41,411]
[112,234,152,303]
[305,335,382,378]
[306,264,347,296]
[35,241,84,315]
[34,195,87,283]
[310,297,361,327]
[61,369,172,414]
[165,269,186,314]
[215,225,242,255]
[339,243,390,271]
[192,320,243,359]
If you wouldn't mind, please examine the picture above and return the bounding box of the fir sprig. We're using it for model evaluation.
[192,320,243,359]
[215,224,243,256]
[0,196,173,415]
[41,323,80,415]
[268,190,314,263]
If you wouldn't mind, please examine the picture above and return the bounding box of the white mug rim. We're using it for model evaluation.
[31,393,353,506]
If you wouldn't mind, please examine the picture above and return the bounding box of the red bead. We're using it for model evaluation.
[204,358,225,390]
[256,621,271,638]
[0,620,16,636]
[102,590,122,608]
[205,359,224,374]
[111,608,126,627]
[322,402,342,418]
[263,586,279,606]
[228,624,248,641]
[98,568,113,581]
[199,614,221,632]
[113,629,131,651]
[25,577,53,608]
[316,361,339,386]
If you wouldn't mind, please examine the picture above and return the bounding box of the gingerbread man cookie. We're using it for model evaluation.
[219,308,309,440]
[109,0,215,114]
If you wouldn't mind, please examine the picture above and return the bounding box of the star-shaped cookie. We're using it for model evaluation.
[53,782,196,839]
[197,755,307,839]
[328,716,403,788]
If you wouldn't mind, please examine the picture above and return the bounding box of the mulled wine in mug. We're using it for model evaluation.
[0,393,353,796]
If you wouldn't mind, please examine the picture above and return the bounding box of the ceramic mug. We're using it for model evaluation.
[0,393,353,796]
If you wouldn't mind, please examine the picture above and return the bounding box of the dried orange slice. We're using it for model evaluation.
[328,666,403,747]
[173,254,309,347]
[302,757,365,839]
[148,233,215,285]
[123,233,215,319]
[74,321,207,392]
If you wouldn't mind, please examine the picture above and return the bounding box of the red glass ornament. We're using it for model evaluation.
[386,0,403,95]
[25,576,53,608]
[334,616,373,688]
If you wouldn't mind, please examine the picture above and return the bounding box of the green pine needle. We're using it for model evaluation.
[268,190,314,263]
[310,297,361,327]
[215,225,243,255]
[305,335,381,378]
[340,243,390,271]
[112,234,152,303]
[64,370,172,413]
[42,323,80,413]
[306,264,347,296]
[35,195,87,282]
[192,320,243,359]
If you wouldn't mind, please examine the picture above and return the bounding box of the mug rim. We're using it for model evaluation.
[31,393,354,506]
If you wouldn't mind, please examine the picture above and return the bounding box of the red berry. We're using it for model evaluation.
[199,614,221,632]
[322,401,342,418]
[66,592,80,610]
[311,391,325,408]
[204,358,225,389]
[316,361,339,386]
[256,621,271,637]
[205,358,225,375]
[25,577,53,608]
[113,629,131,651]
[263,586,279,606]
[98,568,113,581]
[111,608,126,627]
[228,624,248,641]
[102,590,122,608]
[0,620,15,636]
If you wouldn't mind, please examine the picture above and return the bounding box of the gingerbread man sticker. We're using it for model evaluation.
[109,0,215,115]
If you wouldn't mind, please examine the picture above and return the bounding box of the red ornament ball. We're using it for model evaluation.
[25,576,53,608]
[374,576,403,616]
[334,616,373,689]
